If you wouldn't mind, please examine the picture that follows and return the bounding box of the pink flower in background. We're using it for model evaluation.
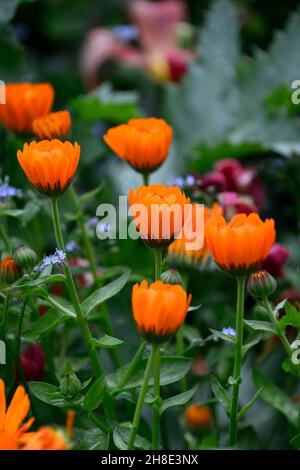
[261,243,290,278]
[218,191,257,218]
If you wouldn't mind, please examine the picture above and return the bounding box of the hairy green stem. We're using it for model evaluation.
[263,298,293,357]
[50,197,116,422]
[115,340,147,394]
[142,173,149,186]
[127,346,155,449]
[228,276,246,448]
[151,343,161,449]
[154,249,163,281]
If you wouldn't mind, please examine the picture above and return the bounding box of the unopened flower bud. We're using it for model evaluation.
[60,363,81,398]
[247,270,277,300]
[14,245,37,271]
[161,269,183,286]
[0,256,22,283]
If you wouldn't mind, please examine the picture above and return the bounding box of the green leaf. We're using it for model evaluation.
[79,184,104,207]
[237,387,263,421]
[30,382,66,408]
[84,377,106,412]
[82,269,131,316]
[278,302,300,332]
[290,433,300,450]
[244,320,276,334]
[112,428,127,450]
[18,274,66,290]
[91,335,124,349]
[242,335,262,357]
[23,309,71,341]
[211,375,231,415]
[160,386,197,415]
[108,356,192,391]
[0,209,24,218]
[252,369,298,426]
[113,424,150,450]
[77,428,109,450]
[210,328,236,344]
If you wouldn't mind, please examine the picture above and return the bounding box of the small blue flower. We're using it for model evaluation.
[222,327,236,337]
[66,241,79,253]
[35,248,67,272]
[87,217,98,229]
[167,176,185,188]
[186,174,196,186]
[113,25,139,43]
[0,176,21,201]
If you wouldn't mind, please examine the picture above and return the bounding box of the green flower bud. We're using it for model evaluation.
[14,245,37,271]
[60,363,81,398]
[247,270,277,300]
[161,269,184,286]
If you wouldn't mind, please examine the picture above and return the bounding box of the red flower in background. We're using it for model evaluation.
[262,243,290,278]
[18,345,45,382]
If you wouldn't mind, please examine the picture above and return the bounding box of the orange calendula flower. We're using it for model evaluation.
[168,203,222,268]
[128,184,190,248]
[32,110,71,140]
[205,212,276,275]
[20,427,69,450]
[132,280,191,342]
[0,379,35,450]
[17,139,80,197]
[104,117,172,174]
[0,82,54,133]
[0,256,22,283]
[185,404,213,431]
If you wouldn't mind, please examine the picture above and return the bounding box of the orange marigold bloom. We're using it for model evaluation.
[20,427,69,450]
[0,82,54,133]
[17,139,80,197]
[32,110,71,140]
[168,203,222,268]
[132,280,191,342]
[0,379,35,450]
[128,184,190,248]
[0,256,22,283]
[103,117,172,174]
[185,404,213,431]
[205,212,276,275]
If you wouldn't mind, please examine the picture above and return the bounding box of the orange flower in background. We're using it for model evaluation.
[128,184,190,248]
[205,213,276,275]
[17,139,80,197]
[104,118,172,174]
[33,110,71,140]
[0,83,54,133]
[20,427,69,450]
[0,256,22,283]
[185,404,213,431]
[132,280,191,342]
[168,203,222,268]
[0,379,34,450]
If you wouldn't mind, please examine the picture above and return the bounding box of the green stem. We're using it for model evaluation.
[142,173,149,186]
[176,326,187,392]
[228,276,246,448]
[1,295,9,335]
[114,340,147,394]
[263,298,293,357]
[16,298,27,359]
[0,223,12,256]
[154,249,163,281]
[151,344,161,449]
[69,186,120,369]
[50,197,116,422]
[127,346,155,450]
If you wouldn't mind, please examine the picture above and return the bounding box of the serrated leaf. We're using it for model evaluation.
[244,320,276,334]
[211,375,231,415]
[82,269,131,316]
[84,377,106,412]
[252,369,298,426]
[91,335,124,349]
[237,387,263,420]
[160,386,197,415]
